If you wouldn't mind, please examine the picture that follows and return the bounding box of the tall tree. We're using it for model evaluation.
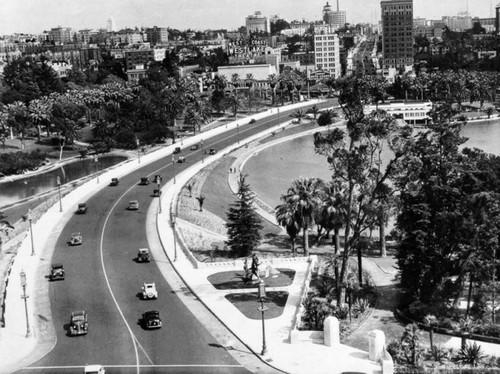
[226,174,263,257]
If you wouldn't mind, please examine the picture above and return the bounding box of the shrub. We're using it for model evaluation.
[428,345,447,363]
[78,148,88,159]
[472,322,500,338]
[302,296,334,331]
[401,323,423,366]
[386,339,403,364]
[333,305,349,320]
[455,342,486,367]
[353,298,371,314]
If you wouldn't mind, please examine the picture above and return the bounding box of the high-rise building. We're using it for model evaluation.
[50,27,72,45]
[106,17,117,32]
[146,26,169,45]
[314,26,341,78]
[381,0,414,82]
[245,11,271,35]
[322,1,346,29]
[495,4,500,33]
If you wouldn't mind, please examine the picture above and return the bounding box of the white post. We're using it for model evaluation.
[324,316,340,347]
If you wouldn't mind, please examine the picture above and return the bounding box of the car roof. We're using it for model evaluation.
[129,200,139,203]
[71,310,86,316]
[78,203,86,206]
[51,263,63,268]
[145,310,160,317]
[143,282,155,287]
[84,365,103,371]
[138,248,149,253]
[71,232,81,236]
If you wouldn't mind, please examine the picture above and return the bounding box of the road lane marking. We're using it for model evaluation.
[24,364,244,369]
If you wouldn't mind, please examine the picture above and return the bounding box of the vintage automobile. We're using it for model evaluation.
[190,144,199,151]
[69,310,88,336]
[173,147,181,154]
[141,282,158,299]
[208,148,217,155]
[76,203,87,214]
[177,156,186,163]
[137,248,150,262]
[128,200,139,210]
[50,263,65,281]
[83,365,105,374]
[153,175,162,184]
[109,178,119,186]
[139,177,150,185]
[152,189,162,197]
[142,310,162,329]
[69,232,83,246]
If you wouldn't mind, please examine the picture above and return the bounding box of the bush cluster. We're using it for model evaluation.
[0,149,48,175]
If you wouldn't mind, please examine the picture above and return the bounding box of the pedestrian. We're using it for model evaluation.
[229,167,232,173]
[251,253,260,279]
[187,183,192,197]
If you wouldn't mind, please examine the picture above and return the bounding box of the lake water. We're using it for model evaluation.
[0,155,128,208]
[244,120,500,209]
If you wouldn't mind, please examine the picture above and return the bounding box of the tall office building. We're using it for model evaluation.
[314,26,341,78]
[50,27,72,45]
[146,26,169,45]
[322,1,346,29]
[381,0,414,82]
[495,3,500,33]
[245,11,271,35]
[107,17,117,32]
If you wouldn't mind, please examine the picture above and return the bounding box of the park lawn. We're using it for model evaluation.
[207,268,295,290]
[225,291,289,320]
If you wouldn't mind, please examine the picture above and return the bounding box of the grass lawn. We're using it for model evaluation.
[207,268,296,290]
[225,291,289,320]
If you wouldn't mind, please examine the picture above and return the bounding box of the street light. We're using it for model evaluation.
[171,210,178,262]
[27,209,35,256]
[258,279,268,356]
[172,155,176,184]
[56,176,62,212]
[136,138,141,164]
[94,155,99,184]
[157,177,162,214]
[20,269,31,338]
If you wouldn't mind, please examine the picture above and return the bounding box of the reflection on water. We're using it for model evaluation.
[0,155,127,208]
[245,120,500,208]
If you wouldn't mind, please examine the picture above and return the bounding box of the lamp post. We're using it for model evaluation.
[236,123,240,144]
[171,210,178,262]
[56,176,62,212]
[201,140,204,163]
[136,138,141,164]
[94,155,99,184]
[27,209,35,256]
[258,279,268,356]
[20,270,31,338]
[172,155,176,184]
[157,177,162,214]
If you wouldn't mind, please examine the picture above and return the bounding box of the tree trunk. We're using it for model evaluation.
[291,237,296,256]
[357,244,363,286]
[465,274,474,319]
[333,227,340,254]
[303,227,309,256]
[379,220,387,258]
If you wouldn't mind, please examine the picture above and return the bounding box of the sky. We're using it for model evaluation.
[0,0,493,35]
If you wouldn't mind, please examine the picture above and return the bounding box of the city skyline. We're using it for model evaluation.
[0,0,493,35]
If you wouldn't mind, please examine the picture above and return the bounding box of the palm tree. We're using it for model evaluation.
[306,105,321,123]
[28,98,52,141]
[225,93,242,119]
[92,118,113,141]
[231,73,240,92]
[275,201,300,256]
[268,74,278,106]
[289,109,306,124]
[281,178,323,256]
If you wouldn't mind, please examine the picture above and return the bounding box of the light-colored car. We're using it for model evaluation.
[141,282,158,299]
[83,365,105,374]
[128,200,139,210]
[69,232,83,246]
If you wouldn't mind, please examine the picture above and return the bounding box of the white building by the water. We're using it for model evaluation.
[364,101,432,125]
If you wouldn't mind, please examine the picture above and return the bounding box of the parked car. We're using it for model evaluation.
[208,148,217,155]
[249,118,256,124]
[190,144,199,151]
[177,156,186,163]
[83,365,105,374]
[139,177,150,185]
[173,147,181,154]
[128,200,139,210]
[142,310,162,329]
[109,178,119,186]
[69,310,88,336]
[50,263,65,281]
[137,248,150,262]
[76,203,87,214]
[69,232,83,246]
[141,282,158,299]
[152,189,161,197]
